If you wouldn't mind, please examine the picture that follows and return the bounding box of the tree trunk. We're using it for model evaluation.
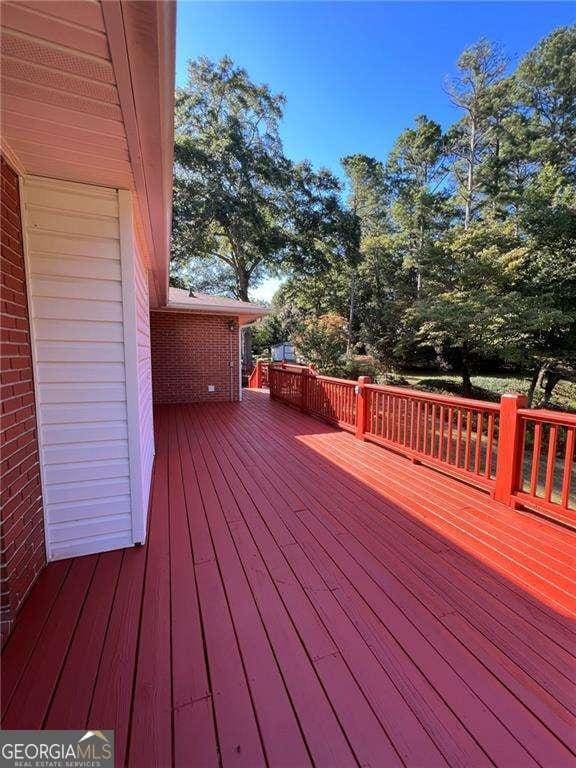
[461,365,472,398]
[526,364,542,408]
[492,132,501,217]
[464,117,476,229]
[461,349,472,398]
[237,268,250,302]
[347,270,356,354]
[543,370,561,407]
[236,266,251,370]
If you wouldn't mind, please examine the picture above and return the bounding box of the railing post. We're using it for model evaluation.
[493,393,527,506]
[255,361,262,389]
[301,367,309,413]
[355,376,371,440]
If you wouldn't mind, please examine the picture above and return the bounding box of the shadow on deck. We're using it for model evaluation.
[2,390,575,767]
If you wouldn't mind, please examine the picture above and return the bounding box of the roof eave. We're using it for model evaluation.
[153,303,271,324]
[103,0,176,308]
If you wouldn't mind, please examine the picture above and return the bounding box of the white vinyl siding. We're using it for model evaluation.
[134,223,155,533]
[23,176,152,559]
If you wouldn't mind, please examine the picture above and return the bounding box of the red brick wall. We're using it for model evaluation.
[151,311,240,404]
[1,157,46,641]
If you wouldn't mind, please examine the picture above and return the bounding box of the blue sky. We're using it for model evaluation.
[175,1,574,300]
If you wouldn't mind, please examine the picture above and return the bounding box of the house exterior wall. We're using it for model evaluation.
[134,229,154,534]
[0,158,45,640]
[150,311,240,404]
[22,176,152,559]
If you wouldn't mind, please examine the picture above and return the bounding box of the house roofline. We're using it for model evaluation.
[102,0,176,308]
[151,302,271,326]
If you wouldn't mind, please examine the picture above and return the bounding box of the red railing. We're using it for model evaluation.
[514,408,576,524]
[306,374,356,431]
[364,384,500,490]
[248,360,270,389]
[267,365,575,525]
[268,364,306,409]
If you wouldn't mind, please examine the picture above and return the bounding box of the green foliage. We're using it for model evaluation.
[251,314,284,357]
[291,314,348,376]
[171,27,576,403]
[516,26,576,175]
[172,56,354,300]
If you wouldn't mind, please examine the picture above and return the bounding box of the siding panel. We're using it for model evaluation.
[24,176,133,558]
[132,214,154,538]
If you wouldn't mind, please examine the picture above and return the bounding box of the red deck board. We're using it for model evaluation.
[88,550,148,766]
[247,395,576,605]
[180,406,312,767]
[2,392,575,767]
[128,408,173,767]
[197,406,456,767]
[243,395,576,636]
[188,406,404,768]
[1,559,70,714]
[168,410,219,768]
[2,556,98,730]
[213,400,576,764]
[44,551,123,729]
[238,405,576,705]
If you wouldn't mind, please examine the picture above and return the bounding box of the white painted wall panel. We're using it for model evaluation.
[134,227,155,530]
[23,176,136,559]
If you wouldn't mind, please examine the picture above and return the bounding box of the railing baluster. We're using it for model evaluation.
[446,407,453,464]
[464,410,472,471]
[561,428,575,509]
[529,423,542,495]
[485,413,495,477]
[455,410,463,468]
[474,412,482,475]
[544,426,558,502]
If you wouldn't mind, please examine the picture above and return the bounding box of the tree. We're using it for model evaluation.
[341,154,388,236]
[172,57,350,301]
[515,164,576,403]
[415,219,527,396]
[446,39,507,227]
[340,154,386,350]
[292,314,348,375]
[251,313,284,358]
[515,25,576,176]
[385,115,452,295]
[354,233,417,369]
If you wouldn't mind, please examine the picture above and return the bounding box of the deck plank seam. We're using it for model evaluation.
[231,396,576,760]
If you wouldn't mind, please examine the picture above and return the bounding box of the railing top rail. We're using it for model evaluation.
[313,374,357,386]
[518,408,576,427]
[364,382,501,412]
[269,363,307,371]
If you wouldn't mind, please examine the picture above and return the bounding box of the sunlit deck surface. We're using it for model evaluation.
[2,390,575,767]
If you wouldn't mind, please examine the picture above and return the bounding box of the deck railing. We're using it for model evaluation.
[257,363,575,524]
[363,383,500,490]
[248,360,270,389]
[515,408,576,526]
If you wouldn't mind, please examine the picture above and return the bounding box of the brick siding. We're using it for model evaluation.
[1,157,46,642]
[151,311,240,404]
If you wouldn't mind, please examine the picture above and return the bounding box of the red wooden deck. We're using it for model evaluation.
[2,390,576,767]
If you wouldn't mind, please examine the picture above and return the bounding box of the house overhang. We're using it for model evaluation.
[152,302,271,327]
[0,0,176,307]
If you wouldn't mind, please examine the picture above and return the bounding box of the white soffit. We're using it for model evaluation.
[0,0,176,307]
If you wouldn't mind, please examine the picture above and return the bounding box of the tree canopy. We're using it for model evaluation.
[171,26,576,405]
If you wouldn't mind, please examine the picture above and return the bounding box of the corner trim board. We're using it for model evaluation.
[118,189,147,544]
